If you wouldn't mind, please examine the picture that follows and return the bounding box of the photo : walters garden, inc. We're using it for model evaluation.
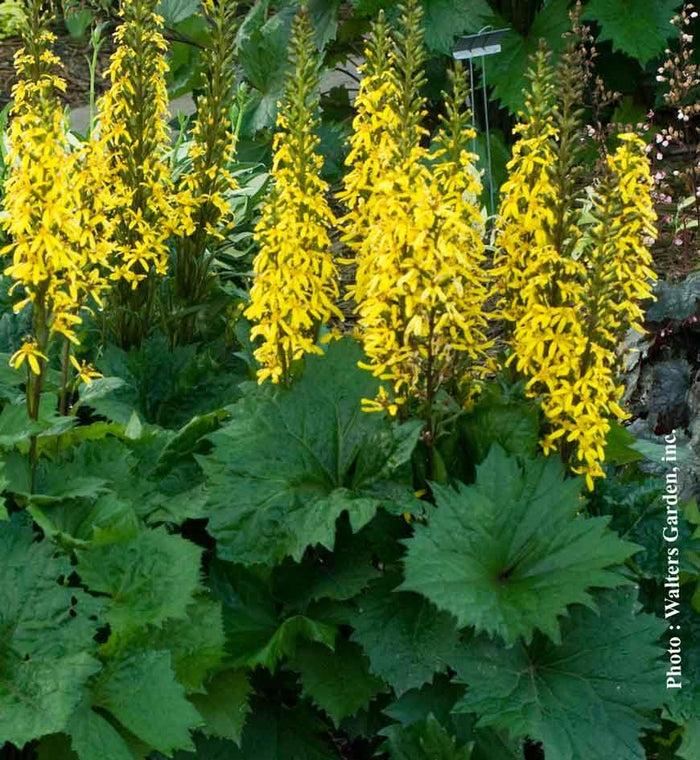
[0,0,699,758]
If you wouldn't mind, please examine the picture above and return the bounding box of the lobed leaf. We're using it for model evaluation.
[76,527,203,635]
[190,670,252,745]
[0,516,102,747]
[401,446,640,644]
[451,588,667,760]
[295,638,384,726]
[202,339,421,566]
[350,574,459,695]
[584,0,681,65]
[93,650,201,755]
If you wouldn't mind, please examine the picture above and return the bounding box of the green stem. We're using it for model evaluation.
[59,339,71,416]
[424,308,437,482]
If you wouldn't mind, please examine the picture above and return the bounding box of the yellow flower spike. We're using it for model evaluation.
[172,0,239,328]
[97,0,174,347]
[343,1,492,413]
[497,58,657,489]
[245,9,342,385]
[2,2,113,393]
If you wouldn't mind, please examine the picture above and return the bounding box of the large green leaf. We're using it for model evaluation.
[486,0,571,114]
[459,382,540,466]
[236,615,337,670]
[422,0,492,53]
[383,675,466,729]
[190,670,252,745]
[0,517,101,747]
[157,0,199,26]
[307,0,341,48]
[237,2,296,134]
[173,699,332,760]
[295,638,384,726]
[18,436,140,547]
[76,527,203,635]
[678,718,700,760]
[138,597,226,694]
[4,438,120,507]
[590,475,700,579]
[584,0,681,65]
[202,339,422,565]
[272,514,382,607]
[401,446,639,645]
[66,697,133,760]
[93,650,201,755]
[0,400,64,449]
[350,574,459,695]
[209,560,337,670]
[381,716,473,760]
[451,589,667,760]
[234,698,331,760]
[383,677,524,760]
[604,420,645,466]
[88,335,244,428]
[30,492,140,550]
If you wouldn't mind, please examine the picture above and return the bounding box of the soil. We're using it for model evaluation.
[0,28,116,111]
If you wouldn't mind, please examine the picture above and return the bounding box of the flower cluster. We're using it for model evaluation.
[97,0,180,345]
[493,48,560,327]
[245,9,342,385]
[1,14,111,384]
[338,11,398,254]
[651,3,699,272]
[498,47,657,489]
[173,0,239,318]
[342,0,491,415]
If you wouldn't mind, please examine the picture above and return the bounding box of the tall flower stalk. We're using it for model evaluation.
[338,10,398,256]
[493,46,560,327]
[1,0,112,482]
[171,0,239,343]
[97,0,178,348]
[496,47,657,490]
[344,0,491,426]
[244,9,342,385]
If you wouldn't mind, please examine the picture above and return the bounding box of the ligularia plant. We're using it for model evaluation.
[172,0,239,339]
[97,0,179,347]
[245,8,342,385]
[496,48,657,489]
[1,0,112,432]
[342,0,491,424]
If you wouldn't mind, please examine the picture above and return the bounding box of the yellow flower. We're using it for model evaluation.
[496,49,657,489]
[2,12,113,378]
[337,10,398,256]
[320,327,344,344]
[342,1,492,414]
[245,9,342,384]
[361,386,399,416]
[10,341,47,375]
[96,0,175,346]
[69,355,102,385]
[172,0,239,320]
